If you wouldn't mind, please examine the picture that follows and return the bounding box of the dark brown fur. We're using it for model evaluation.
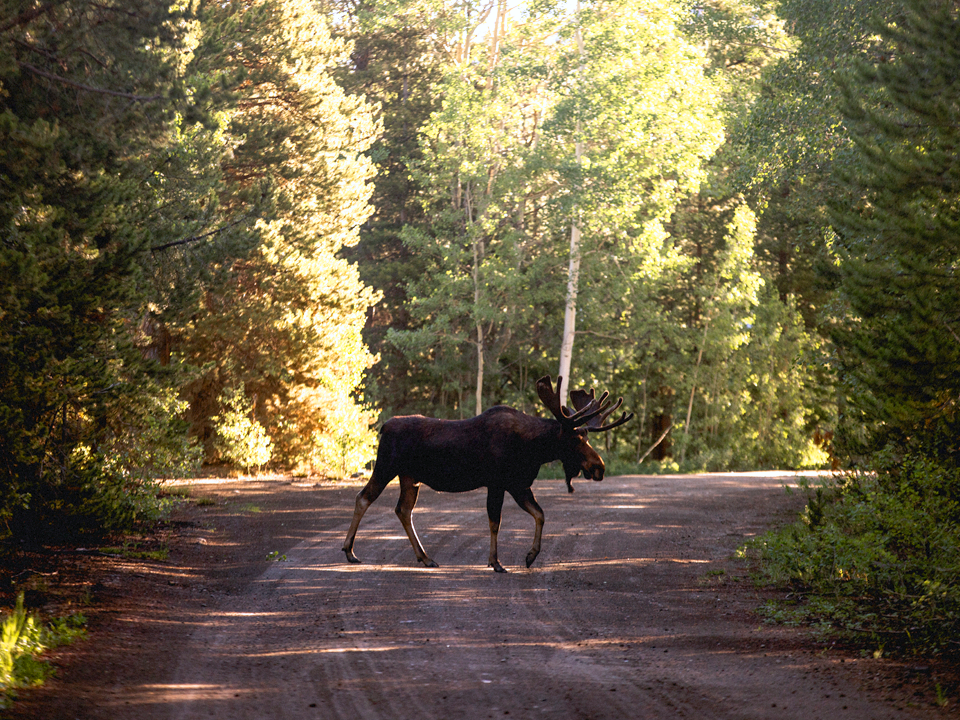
[342,376,632,572]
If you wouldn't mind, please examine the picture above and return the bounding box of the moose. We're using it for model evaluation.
[342,375,632,572]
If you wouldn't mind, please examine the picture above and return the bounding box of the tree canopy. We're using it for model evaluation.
[828,0,960,455]
[0,0,379,540]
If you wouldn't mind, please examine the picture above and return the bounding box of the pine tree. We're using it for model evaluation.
[162,0,381,474]
[829,0,960,452]
[320,0,447,415]
[0,0,196,539]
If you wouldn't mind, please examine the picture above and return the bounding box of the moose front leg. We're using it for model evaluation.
[395,475,438,568]
[486,487,507,573]
[510,487,545,568]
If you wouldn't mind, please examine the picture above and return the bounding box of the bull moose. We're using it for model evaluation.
[342,375,632,572]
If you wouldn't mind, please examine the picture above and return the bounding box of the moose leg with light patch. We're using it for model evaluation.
[510,487,545,568]
[486,487,507,573]
[395,475,438,568]
[342,471,392,563]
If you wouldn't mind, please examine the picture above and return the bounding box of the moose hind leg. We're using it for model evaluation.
[396,476,438,568]
[486,487,507,573]
[511,487,545,568]
[342,471,391,563]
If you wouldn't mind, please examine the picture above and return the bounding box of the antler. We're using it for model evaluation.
[587,402,634,432]
[536,376,633,431]
[536,375,566,421]
[569,387,635,433]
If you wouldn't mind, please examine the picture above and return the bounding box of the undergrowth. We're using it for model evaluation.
[744,454,960,656]
[0,593,87,709]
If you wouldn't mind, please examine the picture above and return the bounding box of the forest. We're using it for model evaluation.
[1,0,958,652]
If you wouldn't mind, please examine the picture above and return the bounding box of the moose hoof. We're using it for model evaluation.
[525,552,540,568]
[419,558,439,568]
[344,549,361,564]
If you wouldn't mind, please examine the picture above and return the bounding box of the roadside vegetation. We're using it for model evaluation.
[749,456,960,656]
[743,0,960,657]
[0,594,87,708]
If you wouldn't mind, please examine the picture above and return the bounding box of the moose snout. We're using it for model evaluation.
[586,460,604,482]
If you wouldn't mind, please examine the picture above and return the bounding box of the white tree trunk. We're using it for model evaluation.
[558,219,581,406]
[470,187,484,416]
[558,9,585,407]
[475,320,484,415]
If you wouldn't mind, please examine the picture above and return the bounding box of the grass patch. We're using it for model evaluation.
[1,593,87,709]
[100,542,169,562]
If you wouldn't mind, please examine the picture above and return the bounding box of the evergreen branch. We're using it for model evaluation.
[149,211,257,253]
[12,38,60,63]
[16,60,165,102]
[0,1,64,34]
[943,322,960,348]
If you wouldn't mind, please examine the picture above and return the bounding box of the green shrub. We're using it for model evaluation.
[747,456,960,655]
[0,593,86,708]
[213,385,273,472]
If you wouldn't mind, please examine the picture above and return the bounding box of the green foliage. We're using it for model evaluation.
[748,457,960,655]
[0,0,203,542]
[0,0,381,545]
[1,593,87,709]
[213,385,273,472]
[828,0,960,455]
[166,0,381,474]
[338,0,830,477]
[727,0,960,660]
[320,0,445,416]
[387,0,730,420]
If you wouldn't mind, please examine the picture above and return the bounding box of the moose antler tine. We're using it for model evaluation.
[537,374,568,421]
[567,397,612,429]
[541,379,633,432]
[602,396,624,420]
[589,409,634,432]
[569,391,610,423]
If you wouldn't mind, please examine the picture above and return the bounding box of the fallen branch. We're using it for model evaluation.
[637,424,672,465]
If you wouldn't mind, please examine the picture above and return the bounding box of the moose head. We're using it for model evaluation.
[536,375,633,492]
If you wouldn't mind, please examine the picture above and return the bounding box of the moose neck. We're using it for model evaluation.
[535,418,580,465]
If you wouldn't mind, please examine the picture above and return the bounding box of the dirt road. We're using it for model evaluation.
[7,473,956,719]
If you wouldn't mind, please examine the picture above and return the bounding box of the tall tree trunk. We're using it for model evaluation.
[558,217,581,403]
[681,317,710,464]
[558,3,585,406]
[474,235,484,416]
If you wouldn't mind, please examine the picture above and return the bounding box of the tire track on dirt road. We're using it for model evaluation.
[163,474,929,720]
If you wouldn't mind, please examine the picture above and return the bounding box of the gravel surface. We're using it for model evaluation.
[5,473,957,719]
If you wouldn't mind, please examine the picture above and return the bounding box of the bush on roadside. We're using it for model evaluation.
[1,593,87,709]
[745,454,960,656]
